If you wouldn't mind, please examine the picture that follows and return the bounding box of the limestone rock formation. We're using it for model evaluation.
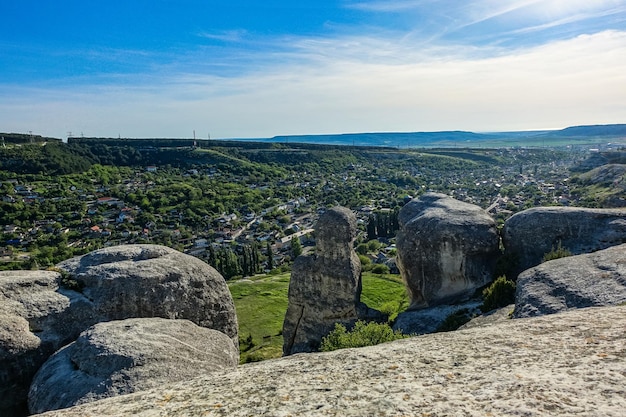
[1,244,238,416]
[57,244,238,346]
[38,305,626,417]
[0,270,98,417]
[513,244,626,318]
[28,318,238,414]
[396,193,499,309]
[503,206,626,277]
[283,207,380,355]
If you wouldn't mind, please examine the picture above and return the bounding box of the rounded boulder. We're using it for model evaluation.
[28,318,239,414]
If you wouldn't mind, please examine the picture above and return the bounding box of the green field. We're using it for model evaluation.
[228,272,409,363]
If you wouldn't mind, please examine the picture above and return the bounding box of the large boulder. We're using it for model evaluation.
[28,318,238,414]
[0,270,97,417]
[57,244,238,346]
[0,244,238,416]
[396,193,499,309]
[513,244,626,318]
[36,305,626,417]
[503,206,626,277]
[283,207,381,355]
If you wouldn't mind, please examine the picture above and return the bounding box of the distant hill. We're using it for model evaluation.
[545,124,626,137]
[270,131,495,147]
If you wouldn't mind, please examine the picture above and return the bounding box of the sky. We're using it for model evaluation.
[1,0,626,139]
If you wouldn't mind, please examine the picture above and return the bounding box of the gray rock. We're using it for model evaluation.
[36,305,626,417]
[57,244,238,346]
[1,244,238,416]
[513,243,626,318]
[392,300,482,335]
[459,304,514,330]
[503,206,626,278]
[28,318,238,414]
[396,193,499,309]
[283,207,381,355]
[0,271,98,417]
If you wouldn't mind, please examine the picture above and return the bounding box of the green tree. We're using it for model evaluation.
[291,236,302,257]
[266,241,274,270]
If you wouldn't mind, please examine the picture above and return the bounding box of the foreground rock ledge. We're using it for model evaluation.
[37,306,626,417]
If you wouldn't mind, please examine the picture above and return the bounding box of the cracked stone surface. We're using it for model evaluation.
[37,305,626,417]
[514,243,626,318]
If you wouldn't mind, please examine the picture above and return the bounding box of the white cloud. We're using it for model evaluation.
[1,30,625,138]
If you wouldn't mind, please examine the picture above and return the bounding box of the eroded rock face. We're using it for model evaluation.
[57,244,238,346]
[37,305,626,417]
[396,193,500,309]
[1,244,238,416]
[0,270,98,417]
[503,206,626,277]
[283,207,379,355]
[513,244,626,318]
[28,318,238,414]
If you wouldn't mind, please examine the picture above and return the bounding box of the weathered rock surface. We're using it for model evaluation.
[283,207,381,355]
[514,244,626,318]
[396,193,499,309]
[29,318,238,414]
[0,270,98,416]
[503,206,626,277]
[57,244,238,346]
[37,305,626,417]
[1,244,238,416]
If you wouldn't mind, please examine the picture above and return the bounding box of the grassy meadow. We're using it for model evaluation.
[229,272,409,363]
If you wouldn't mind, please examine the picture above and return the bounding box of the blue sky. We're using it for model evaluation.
[1,0,625,139]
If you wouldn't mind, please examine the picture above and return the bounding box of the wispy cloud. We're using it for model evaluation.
[197,29,248,43]
[345,0,432,12]
[3,29,625,139]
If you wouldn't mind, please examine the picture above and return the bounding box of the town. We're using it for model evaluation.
[0,138,621,277]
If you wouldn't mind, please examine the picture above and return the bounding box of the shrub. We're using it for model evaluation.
[358,254,371,266]
[437,309,473,332]
[378,299,408,323]
[542,241,572,263]
[320,320,408,352]
[371,264,390,275]
[480,276,516,313]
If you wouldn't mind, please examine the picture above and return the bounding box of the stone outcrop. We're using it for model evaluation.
[0,244,238,416]
[0,270,97,417]
[513,244,626,318]
[283,207,381,355]
[36,305,626,417]
[57,244,238,346]
[396,193,499,309]
[502,206,626,277]
[29,318,238,414]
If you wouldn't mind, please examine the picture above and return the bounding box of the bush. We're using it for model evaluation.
[378,299,409,323]
[437,309,473,332]
[371,264,390,275]
[358,254,371,266]
[320,320,408,352]
[480,276,516,313]
[542,241,572,263]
